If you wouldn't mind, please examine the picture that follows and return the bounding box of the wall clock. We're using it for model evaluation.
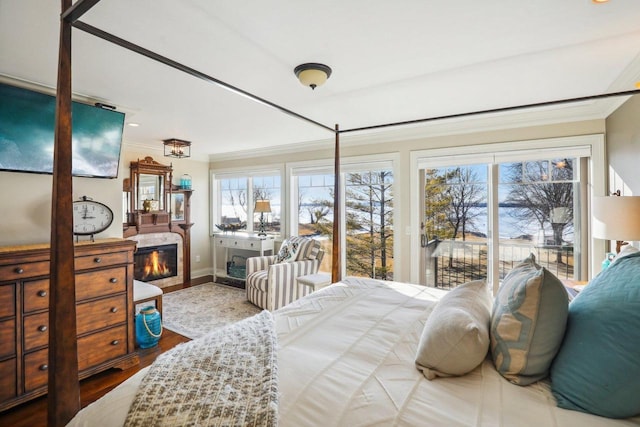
[73,195,114,241]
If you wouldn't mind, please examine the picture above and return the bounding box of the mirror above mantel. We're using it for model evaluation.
[128,156,172,215]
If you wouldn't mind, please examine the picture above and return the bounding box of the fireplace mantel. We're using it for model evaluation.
[124,201,193,285]
[123,156,194,285]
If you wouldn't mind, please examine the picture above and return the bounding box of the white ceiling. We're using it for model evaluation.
[2,0,640,160]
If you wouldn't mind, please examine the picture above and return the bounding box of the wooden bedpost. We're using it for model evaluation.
[48,0,80,425]
[332,124,342,283]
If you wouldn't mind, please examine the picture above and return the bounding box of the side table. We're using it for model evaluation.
[561,279,588,300]
[296,273,332,298]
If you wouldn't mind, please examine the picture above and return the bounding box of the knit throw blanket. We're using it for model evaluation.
[124,310,278,427]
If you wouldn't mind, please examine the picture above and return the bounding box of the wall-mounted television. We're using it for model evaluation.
[0,82,125,178]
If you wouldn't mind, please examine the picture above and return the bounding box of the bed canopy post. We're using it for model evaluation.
[332,124,342,283]
[48,0,86,425]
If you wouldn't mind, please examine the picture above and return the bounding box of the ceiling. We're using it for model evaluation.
[2,0,640,160]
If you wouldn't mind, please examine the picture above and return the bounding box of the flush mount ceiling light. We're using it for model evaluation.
[294,63,332,90]
[163,138,191,159]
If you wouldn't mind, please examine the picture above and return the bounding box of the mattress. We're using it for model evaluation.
[68,278,640,426]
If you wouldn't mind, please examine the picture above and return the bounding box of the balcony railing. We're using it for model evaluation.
[425,238,574,289]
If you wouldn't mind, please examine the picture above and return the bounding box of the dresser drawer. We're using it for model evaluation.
[23,295,129,350]
[24,348,48,392]
[0,261,49,282]
[0,319,16,358]
[75,251,129,271]
[23,279,50,313]
[0,358,17,401]
[0,284,15,318]
[24,325,129,392]
[77,295,127,336]
[78,325,127,371]
[23,312,49,352]
[76,267,127,301]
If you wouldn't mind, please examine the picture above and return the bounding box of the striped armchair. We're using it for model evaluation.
[246,237,324,311]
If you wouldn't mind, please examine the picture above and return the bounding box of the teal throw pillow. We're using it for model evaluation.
[490,254,568,385]
[550,251,640,419]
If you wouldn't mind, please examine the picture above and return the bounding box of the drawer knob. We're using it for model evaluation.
[250,243,254,247]
[37,290,47,297]
[94,257,102,263]
[39,364,48,371]
[109,278,118,284]
[111,340,119,345]
[14,267,24,274]
[110,307,118,313]
[38,325,48,332]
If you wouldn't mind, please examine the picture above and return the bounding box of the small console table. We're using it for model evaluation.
[212,233,275,283]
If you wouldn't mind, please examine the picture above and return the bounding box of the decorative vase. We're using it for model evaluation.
[180,174,192,190]
[135,306,162,348]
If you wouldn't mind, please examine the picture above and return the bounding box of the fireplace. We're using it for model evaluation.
[134,243,178,282]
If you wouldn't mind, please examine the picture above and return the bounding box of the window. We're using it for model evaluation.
[213,169,282,236]
[345,170,394,280]
[289,155,396,278]
[219,177,248,226]
[253,175,282,234]
[294,172,334,273]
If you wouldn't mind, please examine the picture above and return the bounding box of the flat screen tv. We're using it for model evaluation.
[0,82,125,178]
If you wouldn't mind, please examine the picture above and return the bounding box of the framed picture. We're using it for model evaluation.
[171,193,185,221]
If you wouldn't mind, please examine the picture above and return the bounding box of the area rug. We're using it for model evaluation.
[161,283,261,339]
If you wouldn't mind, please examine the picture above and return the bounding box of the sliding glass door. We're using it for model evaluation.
[497,158,578,282]
[423,164,488,288]
[419,150,584,291]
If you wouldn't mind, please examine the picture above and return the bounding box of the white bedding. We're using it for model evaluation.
[68,278,640,426]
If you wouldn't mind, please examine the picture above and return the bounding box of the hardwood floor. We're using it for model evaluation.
[0,282,199,427]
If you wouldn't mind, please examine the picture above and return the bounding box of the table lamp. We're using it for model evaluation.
[255,200,272,236]
[592,193,640,253]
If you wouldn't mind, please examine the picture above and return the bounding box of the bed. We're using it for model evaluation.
[46,2,640,425]
[67,274,640,427]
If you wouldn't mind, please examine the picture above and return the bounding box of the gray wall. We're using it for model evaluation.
[606,95,640,196]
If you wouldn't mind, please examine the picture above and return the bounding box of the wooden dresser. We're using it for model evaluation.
[0,238,139,411]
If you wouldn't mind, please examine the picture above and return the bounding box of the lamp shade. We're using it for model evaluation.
[592,196,640,241]
[255,200,272,213]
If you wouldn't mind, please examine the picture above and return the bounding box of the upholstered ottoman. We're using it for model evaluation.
[133,280,163,317]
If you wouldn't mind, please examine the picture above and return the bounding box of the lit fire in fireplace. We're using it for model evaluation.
[142,250,172,280]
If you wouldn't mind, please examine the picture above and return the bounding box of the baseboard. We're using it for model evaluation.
[190,275,213,286]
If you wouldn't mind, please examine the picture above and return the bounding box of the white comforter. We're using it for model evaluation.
[68,278,640,427]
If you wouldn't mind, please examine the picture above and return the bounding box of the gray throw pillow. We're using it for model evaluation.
[490,254,568,385]
[415,279,492,380]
